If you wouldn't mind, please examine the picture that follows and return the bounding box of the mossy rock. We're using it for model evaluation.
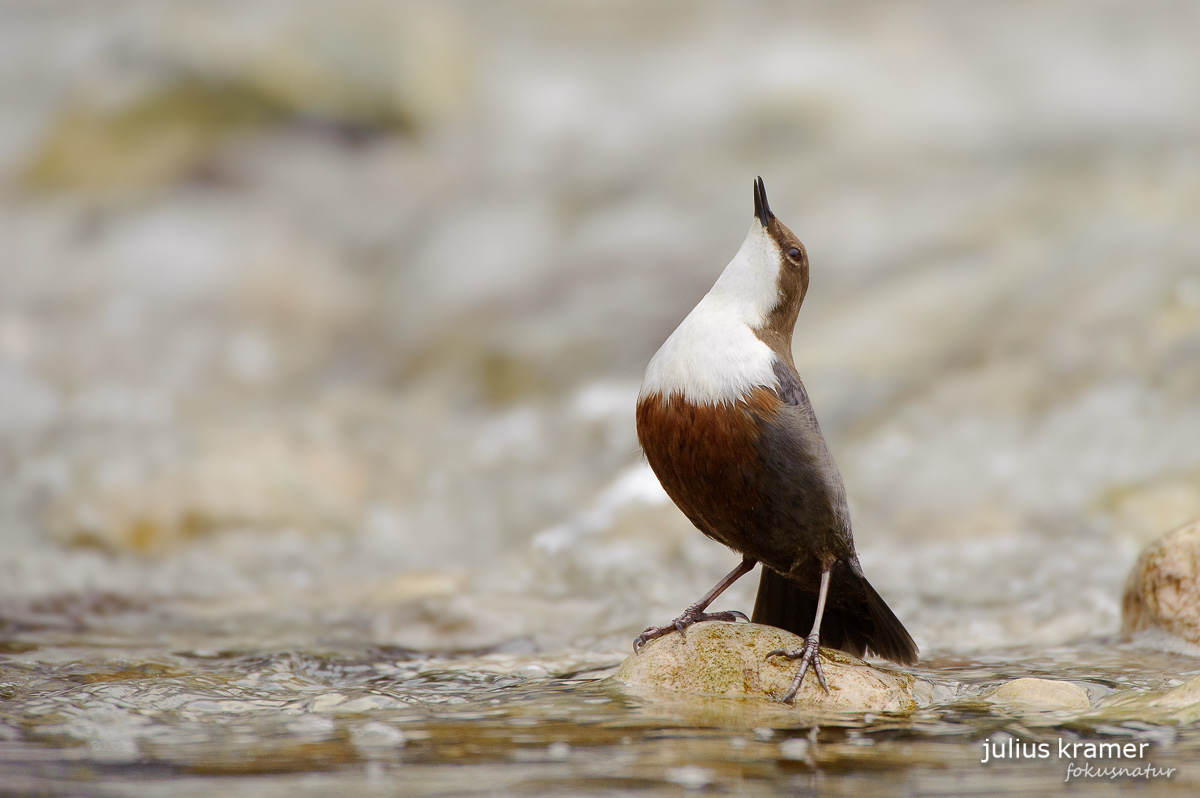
[612,621,916,713]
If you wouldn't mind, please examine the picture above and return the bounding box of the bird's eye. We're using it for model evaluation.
[787,247,801,259]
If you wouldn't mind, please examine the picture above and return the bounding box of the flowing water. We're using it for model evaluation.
[4,636,1200,796]
[3,0,1200,794]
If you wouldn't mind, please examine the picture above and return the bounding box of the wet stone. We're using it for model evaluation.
[1122,519,1200,652]
[310,693,347,712]
[1095,672,1200,725]
[611,621,917,713]
[986,677,1091,711]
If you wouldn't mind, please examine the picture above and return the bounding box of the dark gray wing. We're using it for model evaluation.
[752,360,917,666]
[748,360,855,576]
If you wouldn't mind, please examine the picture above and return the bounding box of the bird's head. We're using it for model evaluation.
[708,177,810,355]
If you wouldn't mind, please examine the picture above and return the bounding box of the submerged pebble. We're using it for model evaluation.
[350,721,407,752]
[664,765,715,790]
[1096,672,1200,725]
[986,677,1091,711]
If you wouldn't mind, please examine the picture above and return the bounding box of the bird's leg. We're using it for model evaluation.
[767,562,833,701]
[633,557,755,652]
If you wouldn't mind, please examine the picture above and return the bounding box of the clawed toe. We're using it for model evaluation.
[633,624,670,652]
[633,607,750,652]
[704,609,749,624]
[767,634,828,701]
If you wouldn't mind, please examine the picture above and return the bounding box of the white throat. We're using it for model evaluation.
[639,220,783,405]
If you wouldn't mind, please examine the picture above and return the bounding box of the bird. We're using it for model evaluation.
[633,177,918,701]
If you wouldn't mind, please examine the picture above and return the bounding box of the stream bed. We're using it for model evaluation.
[3,630,1200,795]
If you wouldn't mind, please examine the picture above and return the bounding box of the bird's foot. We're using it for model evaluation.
[633,606,749,653]
[766,632,828,702]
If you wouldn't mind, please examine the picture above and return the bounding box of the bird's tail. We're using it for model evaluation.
[751,565,918,666]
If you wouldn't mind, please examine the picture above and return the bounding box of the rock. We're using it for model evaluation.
[986,678,1091,711]
[1121,519,1200,652]
[350,721,407,754]
[612,621,916,713]
[23,2,469,192]
[1095,673,1200,725]
[22,80,283,192]
[160,1,469,130]
[48,427,367,553]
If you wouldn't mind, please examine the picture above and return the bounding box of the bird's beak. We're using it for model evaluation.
[753,176,775,226]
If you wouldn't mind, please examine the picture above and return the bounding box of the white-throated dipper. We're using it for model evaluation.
[634,177,918,701]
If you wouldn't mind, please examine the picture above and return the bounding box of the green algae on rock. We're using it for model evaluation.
[612,621,916,713]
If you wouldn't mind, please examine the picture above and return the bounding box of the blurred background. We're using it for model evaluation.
[2,0,1200,661]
